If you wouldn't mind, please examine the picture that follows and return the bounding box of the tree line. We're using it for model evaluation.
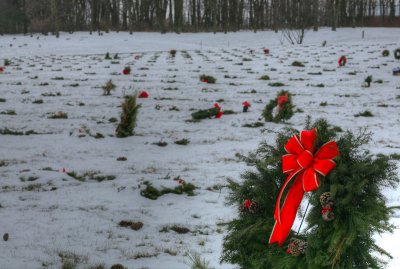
[1,0,399,35]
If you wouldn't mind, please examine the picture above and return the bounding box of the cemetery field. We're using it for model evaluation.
[1,28,400,269]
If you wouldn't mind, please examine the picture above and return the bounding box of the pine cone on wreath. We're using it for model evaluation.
[320,192,335,221]
[286,237,308,256]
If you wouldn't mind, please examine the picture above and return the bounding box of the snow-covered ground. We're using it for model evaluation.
[0,28,399,269]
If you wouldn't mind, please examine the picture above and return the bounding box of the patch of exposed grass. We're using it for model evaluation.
[0,128,38,136]
[23,183,42,191]
[42,92,61,97]
[102,79,116,95]
[48,111,68,119]
[160,225,190,234]
[187,251,214,269]
[67,171,116,182]
[133,252,158,260]
[119,220,144,231]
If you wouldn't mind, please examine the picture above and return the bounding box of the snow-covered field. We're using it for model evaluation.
[0,28,400,269]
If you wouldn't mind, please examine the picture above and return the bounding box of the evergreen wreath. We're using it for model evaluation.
[382,50,390,57]
[221,118,399,269]
[394,48,400,60]
[262,90,294,123]
[338,56,347,67]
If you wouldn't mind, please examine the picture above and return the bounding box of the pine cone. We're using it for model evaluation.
[287,237,307,256]
[320,192,335,221]
[320,192,334,207]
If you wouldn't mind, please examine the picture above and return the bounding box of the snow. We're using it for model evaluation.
[0,27,399,268]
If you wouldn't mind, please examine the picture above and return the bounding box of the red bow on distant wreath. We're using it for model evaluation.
[277,93,289,109]
[242,101,251,108]
[338,56,347,67]
[139,91,149,98]
[214,103,223,118]
[269,128,339,246]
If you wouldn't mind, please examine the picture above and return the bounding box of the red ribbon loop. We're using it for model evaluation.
[269,128,339,246]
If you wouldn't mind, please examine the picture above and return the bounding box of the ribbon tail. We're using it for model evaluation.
[269,173,305,246]
[274,169,302,224]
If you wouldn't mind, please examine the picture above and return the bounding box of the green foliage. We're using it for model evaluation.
[262,90,294,123]
[221,119,399,269]
[200,74,216,84]
[354,110,374,117]
[116,94,141,138]
[0,109,16,115]
[140,181,196,200]
[394,48,400,60]
[268,82,285,87]
[382,50,390,57]
[291,61,305,67]
[0,128,38,136]
[242,122,264,128]
[259,75,270,80]
[105,52,111,59]
[175,138,190,145]
[191,107,219,120]
[170,49,177,57]
[365,75,373,87]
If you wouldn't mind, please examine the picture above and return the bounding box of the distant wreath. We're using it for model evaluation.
[394,48,400,60]
[338,56,347,67]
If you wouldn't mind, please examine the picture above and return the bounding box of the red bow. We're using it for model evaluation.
[277,93,289,109]
[139,91,149,98]
[338,56,347,66]
[242,101,251,107]
[214,103,223,118]
[269,128,339,246]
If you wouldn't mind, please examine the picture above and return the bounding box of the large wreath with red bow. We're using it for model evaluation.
[221,119,399,269]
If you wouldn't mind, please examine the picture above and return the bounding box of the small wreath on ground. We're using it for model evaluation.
[394,48,400,60]
[382,49,390,57]
[262,90,294,123]
[338,56,347,67]
[191,103,222,120]
[199,74,216,84]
